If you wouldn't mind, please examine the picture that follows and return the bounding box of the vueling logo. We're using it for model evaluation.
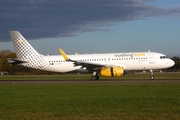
[115,53,146,58]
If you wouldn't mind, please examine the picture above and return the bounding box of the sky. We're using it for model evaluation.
[0,0,180,57]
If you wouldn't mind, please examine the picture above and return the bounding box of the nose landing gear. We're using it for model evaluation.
[150,70,154,80]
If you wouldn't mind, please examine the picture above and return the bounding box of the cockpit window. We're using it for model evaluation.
[160,56,167,59]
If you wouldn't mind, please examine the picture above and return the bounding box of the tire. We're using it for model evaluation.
[91,75,99,80]
[150,76,154,80]
[91,76,96,80]
[96,76,99,80]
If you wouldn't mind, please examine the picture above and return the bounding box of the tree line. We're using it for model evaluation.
[0,50,179,75]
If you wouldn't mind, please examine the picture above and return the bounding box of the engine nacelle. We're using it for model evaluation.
[100,67,124,77]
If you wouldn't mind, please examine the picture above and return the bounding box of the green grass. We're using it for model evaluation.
[0,72,180,80]
[0,84,180,120]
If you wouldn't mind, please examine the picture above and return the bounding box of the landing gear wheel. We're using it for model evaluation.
[150,76,154,80]
[91,75,99,80]
[96,76,99,80]
[150,69,154,80]
[91,76,95,80]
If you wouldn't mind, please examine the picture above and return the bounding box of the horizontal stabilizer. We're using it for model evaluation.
[7,58,28,65]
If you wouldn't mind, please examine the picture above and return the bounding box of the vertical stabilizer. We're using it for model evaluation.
[10,31,40,60]
[9,31,51,71]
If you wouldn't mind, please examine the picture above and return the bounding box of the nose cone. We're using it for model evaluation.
[169,59,175,67]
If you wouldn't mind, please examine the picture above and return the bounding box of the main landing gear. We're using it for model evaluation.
[150,69,154,80]
[90,70,155,80]
[91,71,99,80]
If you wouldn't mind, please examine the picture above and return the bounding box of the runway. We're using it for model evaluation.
[0,79,180,84]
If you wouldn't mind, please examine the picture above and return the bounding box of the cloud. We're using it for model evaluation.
[0,0,179,42]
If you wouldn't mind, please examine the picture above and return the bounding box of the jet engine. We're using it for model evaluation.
[100,67,124,77]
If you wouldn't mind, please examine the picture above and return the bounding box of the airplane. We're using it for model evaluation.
[9,31,175,80]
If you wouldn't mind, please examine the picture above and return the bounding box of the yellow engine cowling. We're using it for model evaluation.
[100,67,124,77]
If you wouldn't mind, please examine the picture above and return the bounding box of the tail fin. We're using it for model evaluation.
[10,31,40,61]
[9,31,51,71]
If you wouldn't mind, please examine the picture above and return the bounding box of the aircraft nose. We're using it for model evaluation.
[169,59,175,67]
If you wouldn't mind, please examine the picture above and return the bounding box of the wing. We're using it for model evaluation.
[59,49,111,71]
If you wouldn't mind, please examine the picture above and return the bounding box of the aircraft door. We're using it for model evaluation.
[149,53,155,63]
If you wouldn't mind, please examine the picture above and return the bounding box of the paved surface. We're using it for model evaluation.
[0,79,180,84]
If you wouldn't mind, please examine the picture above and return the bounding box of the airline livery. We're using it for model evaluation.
[9,31,175,80]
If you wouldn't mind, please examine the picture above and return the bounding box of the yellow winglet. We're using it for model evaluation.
[59,49,70,61]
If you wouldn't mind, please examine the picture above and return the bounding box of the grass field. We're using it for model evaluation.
[0,84,180,120]
[0,72,180,80]
[0,73,180,119]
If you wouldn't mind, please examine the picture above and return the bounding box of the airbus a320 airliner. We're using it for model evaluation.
[8,31,174,80]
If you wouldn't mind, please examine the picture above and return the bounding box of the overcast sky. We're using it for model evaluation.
[0,0,180,57]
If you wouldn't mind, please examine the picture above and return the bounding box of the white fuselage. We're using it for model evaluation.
[39,52,174,72]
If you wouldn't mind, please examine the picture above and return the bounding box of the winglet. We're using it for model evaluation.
[59,49,71,61]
